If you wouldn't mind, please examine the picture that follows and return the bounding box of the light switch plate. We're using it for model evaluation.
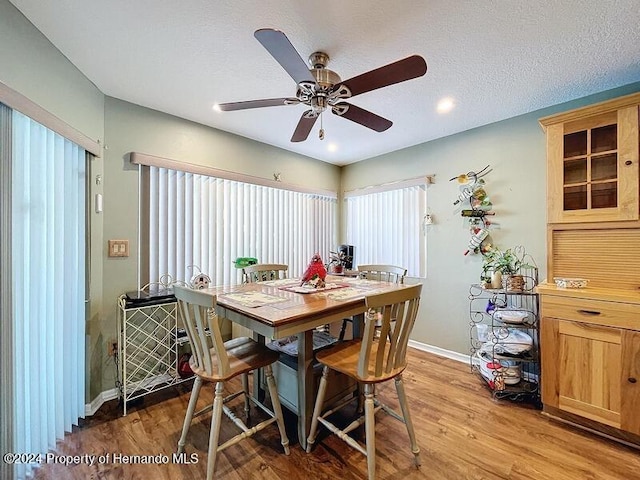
[108,239,129,257]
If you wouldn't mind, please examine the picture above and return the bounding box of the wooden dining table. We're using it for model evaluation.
[201,275,413,449]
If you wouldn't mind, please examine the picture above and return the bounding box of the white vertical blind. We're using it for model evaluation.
[146,167,337,285]
[0,102,13,480]
[11,111,86,480]
[345,184,427,277]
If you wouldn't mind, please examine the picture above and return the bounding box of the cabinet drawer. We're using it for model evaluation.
[541,296,640,330]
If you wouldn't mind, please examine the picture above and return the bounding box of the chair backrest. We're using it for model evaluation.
[357,264,407,284]
[358,284,422,379]
[174,285,229,377]
[242,263,288,283]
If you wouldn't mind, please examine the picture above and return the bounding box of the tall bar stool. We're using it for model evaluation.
[242,263,288,283]
[173,285,290,480]
[306,284,423,480]
[338,264,407,341]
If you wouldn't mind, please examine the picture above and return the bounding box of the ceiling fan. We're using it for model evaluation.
[217,28,428,142]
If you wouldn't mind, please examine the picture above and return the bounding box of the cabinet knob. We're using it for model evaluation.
[628,377,637,384]
[625,160,633,166]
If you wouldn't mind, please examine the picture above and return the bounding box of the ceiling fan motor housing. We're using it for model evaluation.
[312,66,341,90]
[296,51,347,114]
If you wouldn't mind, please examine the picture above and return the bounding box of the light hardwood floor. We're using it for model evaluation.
[33,349,640,480]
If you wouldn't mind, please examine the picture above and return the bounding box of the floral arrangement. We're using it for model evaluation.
[480,245,535,288]
[327,250,352,273]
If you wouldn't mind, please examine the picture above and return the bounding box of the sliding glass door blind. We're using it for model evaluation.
[4,109,86,480]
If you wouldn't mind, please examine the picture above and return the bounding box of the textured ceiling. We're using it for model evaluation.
[9,0,640,165]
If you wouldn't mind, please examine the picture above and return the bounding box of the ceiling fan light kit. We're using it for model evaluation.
[217,28,427,143]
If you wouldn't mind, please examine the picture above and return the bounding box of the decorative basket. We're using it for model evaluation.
[506,274,525,292]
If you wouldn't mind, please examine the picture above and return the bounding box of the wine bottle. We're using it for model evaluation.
[461,209,495,217]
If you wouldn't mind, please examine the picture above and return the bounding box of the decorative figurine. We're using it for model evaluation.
[300,253,327,287]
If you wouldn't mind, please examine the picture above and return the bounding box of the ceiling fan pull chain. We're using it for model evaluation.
[319,112,325,140]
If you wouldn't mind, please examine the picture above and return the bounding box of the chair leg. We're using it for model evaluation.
[241,372,251,419]
[206,381,225,480]
[263,364,290,454]
[177,376,203,454]
[305,365,330,452]
[395,375,421,467]
[363,383,376,480]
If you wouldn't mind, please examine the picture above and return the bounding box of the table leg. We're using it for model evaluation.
[352,312,364,339]
[253,331,266,402]
[296,329,314,450]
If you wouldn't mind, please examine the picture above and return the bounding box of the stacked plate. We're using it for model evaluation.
[493,309,528,324]
[474,350,521,385]
[482,328,533,356]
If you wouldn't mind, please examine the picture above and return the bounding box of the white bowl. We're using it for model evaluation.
[483,328,533,355]
[494,309,528,324]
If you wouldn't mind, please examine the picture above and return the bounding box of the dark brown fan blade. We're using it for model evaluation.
[332,103,392,132]
[217,98,298,111]
[337,55,427,98]
[254,29,316,86]
[291,110,318,142]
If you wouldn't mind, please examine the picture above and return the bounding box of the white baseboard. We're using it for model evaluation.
[85,387,119,416]
[408,339,470,364]
[84,342,469,416]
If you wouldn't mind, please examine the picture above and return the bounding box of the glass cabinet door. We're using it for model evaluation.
[562,123,618,211]
[545,104,638,224]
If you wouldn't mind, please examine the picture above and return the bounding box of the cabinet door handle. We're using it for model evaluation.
[625,160,633,166]
[629,377,637,384]
[577,309,601,316]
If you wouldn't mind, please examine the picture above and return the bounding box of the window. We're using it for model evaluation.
[142,166,337,286]
[345,180,427,277]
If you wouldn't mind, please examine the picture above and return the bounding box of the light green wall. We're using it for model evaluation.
[0,0,104,141]
[342,82,640,355]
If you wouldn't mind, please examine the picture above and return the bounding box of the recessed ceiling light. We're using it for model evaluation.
[327,143,337,152]
[437,97,455,114]
[212,103,222,112]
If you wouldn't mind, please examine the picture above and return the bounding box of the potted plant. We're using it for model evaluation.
[481,246,532,291]
[480,259,494,289]
[327,250,351,274]
[480,247,503,289]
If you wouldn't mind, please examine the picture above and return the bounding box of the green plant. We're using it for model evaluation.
[480,254,493,283]
[481,246,533,277]
[327,250,351,269]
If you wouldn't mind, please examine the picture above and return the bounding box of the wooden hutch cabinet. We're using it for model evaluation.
[538,92,640,446]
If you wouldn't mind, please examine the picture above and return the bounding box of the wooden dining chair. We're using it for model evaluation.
[338,264,408,341]
[242,263,288,283]
[173,285,290,480]
[357,264,408,283]
[306,284,423,480]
